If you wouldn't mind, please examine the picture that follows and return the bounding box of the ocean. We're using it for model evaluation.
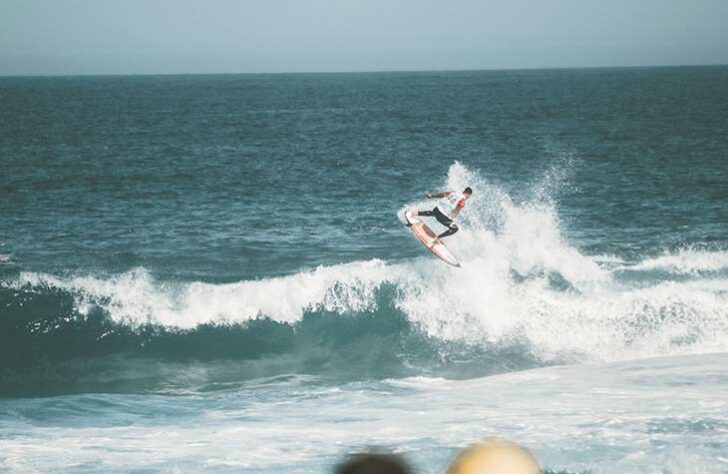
[1,66,727,473]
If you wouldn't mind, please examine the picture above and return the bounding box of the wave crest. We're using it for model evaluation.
[2,163,727,395]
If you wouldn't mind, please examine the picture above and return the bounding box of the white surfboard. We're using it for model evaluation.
[404,209,461,268]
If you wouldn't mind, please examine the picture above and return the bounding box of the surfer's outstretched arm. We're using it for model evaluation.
[425,192,448,199]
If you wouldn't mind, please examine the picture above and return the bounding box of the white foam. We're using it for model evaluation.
[13,260,398,329]
[7,163,728,363]
[625,248,728,275]
[3,354,727,473]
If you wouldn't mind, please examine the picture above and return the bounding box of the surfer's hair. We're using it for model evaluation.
[463,187,473,194]
[447,437,540,474]
[336,453,412,474]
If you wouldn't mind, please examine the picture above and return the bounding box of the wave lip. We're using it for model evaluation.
[625,249,728,276]
[3,162,728,396]
[10,259,397,328]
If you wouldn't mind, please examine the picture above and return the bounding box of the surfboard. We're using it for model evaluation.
[404,209,461,268]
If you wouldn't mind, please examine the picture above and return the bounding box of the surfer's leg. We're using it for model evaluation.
[437,223,458,239]
[432,208,456,237]
[416,208,435,217]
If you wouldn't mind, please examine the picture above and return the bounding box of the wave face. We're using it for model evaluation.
[2,163,728,396]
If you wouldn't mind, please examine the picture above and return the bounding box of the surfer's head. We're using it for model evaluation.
[447,437,540,474]
[463,187,473,198]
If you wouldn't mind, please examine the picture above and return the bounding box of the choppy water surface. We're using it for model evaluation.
[1,67,727,473]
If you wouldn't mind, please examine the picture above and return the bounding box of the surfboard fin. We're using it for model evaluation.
[404,210,417,227]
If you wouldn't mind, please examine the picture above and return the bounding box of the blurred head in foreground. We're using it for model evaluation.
[335,453,412,474]
[448,438,541,474]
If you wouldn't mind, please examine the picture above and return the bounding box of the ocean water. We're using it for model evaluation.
[1,66,727,473]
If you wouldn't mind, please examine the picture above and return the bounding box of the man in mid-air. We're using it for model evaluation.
[408,187,472,244]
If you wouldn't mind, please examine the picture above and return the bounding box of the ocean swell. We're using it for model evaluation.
[2,250,727,396]
[2,163,727,396]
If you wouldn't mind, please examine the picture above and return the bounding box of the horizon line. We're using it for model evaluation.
[1,61,727,79]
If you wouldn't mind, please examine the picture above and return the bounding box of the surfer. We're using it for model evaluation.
[410,187,472,243]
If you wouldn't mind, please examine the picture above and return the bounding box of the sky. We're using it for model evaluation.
[1,0,728,75]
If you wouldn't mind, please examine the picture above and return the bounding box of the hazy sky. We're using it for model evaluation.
[2,0,728,75]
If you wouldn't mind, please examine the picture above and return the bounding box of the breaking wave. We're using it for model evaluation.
[2,163,727,396]
[621,248,728,276]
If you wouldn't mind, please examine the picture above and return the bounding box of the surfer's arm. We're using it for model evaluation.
[425,192,449,199]
[450,199,466,219]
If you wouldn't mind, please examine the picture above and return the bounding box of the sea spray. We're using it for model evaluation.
[3,164,727,397]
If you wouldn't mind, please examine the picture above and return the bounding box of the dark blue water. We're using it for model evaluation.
[3,68,726,280]
[1,67,727,473]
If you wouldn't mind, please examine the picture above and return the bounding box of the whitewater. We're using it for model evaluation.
[3,163,728,473]
[7,163,728,365]
[2,67,728,473]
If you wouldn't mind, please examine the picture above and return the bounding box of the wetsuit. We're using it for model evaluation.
[419,191,466,239]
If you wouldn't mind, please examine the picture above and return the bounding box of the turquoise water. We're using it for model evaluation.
[1,66,728,472]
